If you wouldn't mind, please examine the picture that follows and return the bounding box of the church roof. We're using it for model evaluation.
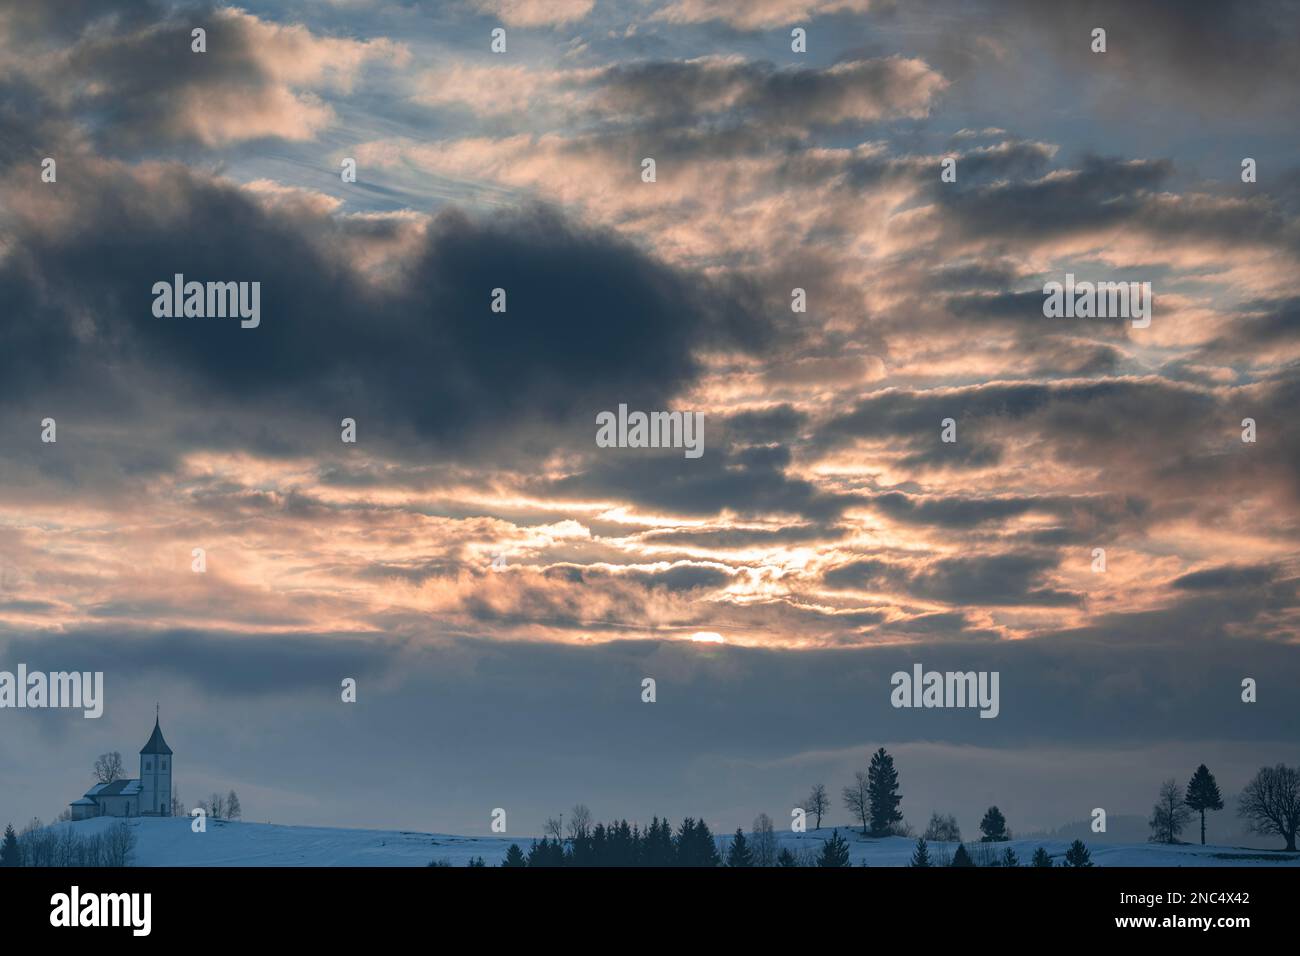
[86,779,141,798]
[140,716,172,755]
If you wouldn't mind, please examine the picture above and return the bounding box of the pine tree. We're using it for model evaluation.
[0,823,20,867]
[1030,846,1053,867]
[776,848,798,867]
[979,805,1009,842]
[675,817,721,866]
[644,817,674,866]
[909,836,931,867]
[726,828,753,867]
[467,856,487,867]
[817,829,851,867]
[1184,764,1224,846]
[694,820,722,867]
[502,843,527,867]
[527,837,566,867]
[950,843,974,867]
[866,747,903,837]
[1001,846,1019,867]
[1063,839,1092,867]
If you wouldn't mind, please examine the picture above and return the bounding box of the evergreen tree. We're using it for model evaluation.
[950,843,974,867]
[644,817,675,866]
[1063,839,1092,867]
[694,819,722,867]
[866,747,903,836]
[979,805,1009,842]
[1184,764,1224,846]
[726,828,753,867]
[502,843,527,867]
[675,817,721,867]
[1001,846,1019,867]
[527,837,565,867]
[0,823,20,867]
[817,829,851,867]
[776,848,798,867]
[467,856,487,867]
[1030,846,1053,867]
[909,836,931,867]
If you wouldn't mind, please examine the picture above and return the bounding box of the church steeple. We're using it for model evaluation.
[139,708,174,816]
[141,711,172,756]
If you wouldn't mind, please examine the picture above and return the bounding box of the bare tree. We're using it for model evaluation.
[210,793,226,820]
[1238,764,1300,851]
[751,813,778,867]
[226,790,242,821]
[93,752,124,784]
[842,771,870,836]
[567,804,591,840]
[804,784,829,830]
[923,812,961,842]
[1148,778,1192,844]
[170,787,184,817]
[101,822,136,867]
[545,816,563,842]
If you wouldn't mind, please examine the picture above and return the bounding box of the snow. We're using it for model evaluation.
[47,817,1300,867]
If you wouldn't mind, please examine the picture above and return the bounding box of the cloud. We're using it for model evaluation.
[3,4,406,149]
[471,0,593,27]
[650,0,874,31]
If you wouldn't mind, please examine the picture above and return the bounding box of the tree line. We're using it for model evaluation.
[0,819,136,867]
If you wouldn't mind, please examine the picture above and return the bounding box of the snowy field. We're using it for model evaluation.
[46,817,1300,867]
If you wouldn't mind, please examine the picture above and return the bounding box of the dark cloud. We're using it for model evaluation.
[589,55,944,132]
[824,551,1079,607]
[0,162,770,466]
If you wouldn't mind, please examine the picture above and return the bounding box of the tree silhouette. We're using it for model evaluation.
[501,844,526,867]
[1063,840,1093,867]
[726,828,753,867]
[842,771,870,836]
[1149,778,1191,844]
[0,823,20,867]
[1238,764,1300,851]
[804,784,829,830]
[979,806,1009,842]
[1183,764,1223,846]
[909,836,931,867]
[866,747,903,837]
[817,829,851,867]
[950,843,974,867]
[1030,846,1053,867]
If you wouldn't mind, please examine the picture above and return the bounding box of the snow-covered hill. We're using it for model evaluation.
[49,817,1300,867]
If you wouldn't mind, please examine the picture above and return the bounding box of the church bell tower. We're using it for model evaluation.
[139,705,174,816]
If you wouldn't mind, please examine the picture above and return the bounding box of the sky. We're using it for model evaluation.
[1,0,1298,845]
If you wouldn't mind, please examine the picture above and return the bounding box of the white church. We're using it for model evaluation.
[69,712,173,820]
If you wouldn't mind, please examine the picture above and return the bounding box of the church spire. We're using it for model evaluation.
[141,709,173,755]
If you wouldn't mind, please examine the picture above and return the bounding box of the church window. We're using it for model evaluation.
[145,760,152,771]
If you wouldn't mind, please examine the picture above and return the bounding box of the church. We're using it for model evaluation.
[69,712,173,820]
